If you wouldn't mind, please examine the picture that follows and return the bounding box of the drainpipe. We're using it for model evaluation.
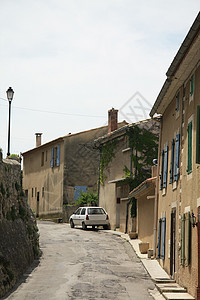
[153,117,162,257]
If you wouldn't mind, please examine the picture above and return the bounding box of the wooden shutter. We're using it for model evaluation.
[181,213,185,265]
[161,217,166,260]
[160,150,164,190]
[170,139,175,184]
[186,212,191,266]
[157,218,162,258]
[174,134,180,181]
[163,146,168,188]
[51,148,54,168]
[196,106,200,163]
[56,145,60,166]
[187,122,192,174]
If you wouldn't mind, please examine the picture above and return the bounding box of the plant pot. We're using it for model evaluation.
[129,232,138,239]
[139,242,149,254]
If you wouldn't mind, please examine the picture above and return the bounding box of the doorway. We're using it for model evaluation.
[170,208,176,277]
[36,192,40,217]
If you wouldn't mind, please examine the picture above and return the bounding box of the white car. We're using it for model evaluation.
[69,207,110,230]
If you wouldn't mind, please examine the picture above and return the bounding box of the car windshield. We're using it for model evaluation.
[88,208,105,215]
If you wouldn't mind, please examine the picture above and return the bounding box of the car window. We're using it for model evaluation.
[75,208,82,215]
[88,208,105,215]
[81,208,86,215]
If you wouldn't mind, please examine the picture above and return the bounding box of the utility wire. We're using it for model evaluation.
[0,97,105,118]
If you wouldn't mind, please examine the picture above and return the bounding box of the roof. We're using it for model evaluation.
[94,117,160,147]
[22,121,127,155]
[150,12,200,117]
[128,177,156,199]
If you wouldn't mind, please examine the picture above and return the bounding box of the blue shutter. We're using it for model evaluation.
[51,148,54,168]
[160,150,164,190]
[157,218,162,258]
[170,139,175,184]
[163,146,168,188]
[161,217,166,260]
[174,134,180,181]
[56,145,60,166]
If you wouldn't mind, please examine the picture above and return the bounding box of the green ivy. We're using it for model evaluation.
[124,125,158,216]
[76,191,98,206]
[100,140,116,185]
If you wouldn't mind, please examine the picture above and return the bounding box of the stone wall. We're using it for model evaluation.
[0,158,40,298]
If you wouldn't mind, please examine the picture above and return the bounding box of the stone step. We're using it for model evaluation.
[156,283,187,293]
[162,292,195,299]
[153,278,176,284]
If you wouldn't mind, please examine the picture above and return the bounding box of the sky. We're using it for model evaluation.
[0,1,199,157]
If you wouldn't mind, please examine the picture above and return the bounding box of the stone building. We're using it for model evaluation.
[22,116,126,218]
[94,111,159,233]
[150,12,200,299]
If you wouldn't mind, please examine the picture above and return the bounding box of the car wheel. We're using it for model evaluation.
[103,225,110,230]
[82,222,87,230]
[70,219,74,228]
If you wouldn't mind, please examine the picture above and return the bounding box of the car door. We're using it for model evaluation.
[73,208,82,225]
[79,208,86,225]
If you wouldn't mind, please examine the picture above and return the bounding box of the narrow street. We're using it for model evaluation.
[5,221,155,300]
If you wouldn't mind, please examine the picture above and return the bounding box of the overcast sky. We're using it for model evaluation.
[0,1,199,156]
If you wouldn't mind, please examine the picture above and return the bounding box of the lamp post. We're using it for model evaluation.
[6,87,14,157]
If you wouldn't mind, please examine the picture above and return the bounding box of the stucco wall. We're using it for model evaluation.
[137,186,155,249]
[23,141,64,217]
[157,64,200,297]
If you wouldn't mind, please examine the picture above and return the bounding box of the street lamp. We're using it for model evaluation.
[6,87,14,157]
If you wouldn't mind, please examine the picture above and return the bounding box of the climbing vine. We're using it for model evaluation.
[99,140,117,185]
[124,125,159,217]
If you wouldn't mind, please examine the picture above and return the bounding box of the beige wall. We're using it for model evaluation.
[157,64,200,297]
[137,186,155,249]
[23,140,64,217]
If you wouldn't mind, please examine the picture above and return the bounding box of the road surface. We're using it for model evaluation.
[4,221,155,300]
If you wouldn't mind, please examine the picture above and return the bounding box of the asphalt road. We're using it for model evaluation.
[4,221,155,300]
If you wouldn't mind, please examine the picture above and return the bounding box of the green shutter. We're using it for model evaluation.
[186,212,191,266]
[196,106,200,163]
[181,213,185,266]
[187,122,192,174]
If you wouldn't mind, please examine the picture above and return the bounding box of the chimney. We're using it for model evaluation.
[35,133,42,147]
[108,108,118,134]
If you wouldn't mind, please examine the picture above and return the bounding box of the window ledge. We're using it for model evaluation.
[122,147,131,153]
[172,181,177,190]
[162,188,166,196]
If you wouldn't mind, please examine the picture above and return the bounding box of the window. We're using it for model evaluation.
[46,150,48,162]
[32,188,33,197]
[42,187,44,197]
[187,121,192,174]
[163,145,169,188]
[41,152,44,166]
[176,92,180,112]
[170,139,175,184]
[160,150,164,190]
[81,208,86,215]
[190,75,194,97]
[35,187,37,197]
[51,145,60,168]
[196,106,200,163]
[174,134,180,181]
